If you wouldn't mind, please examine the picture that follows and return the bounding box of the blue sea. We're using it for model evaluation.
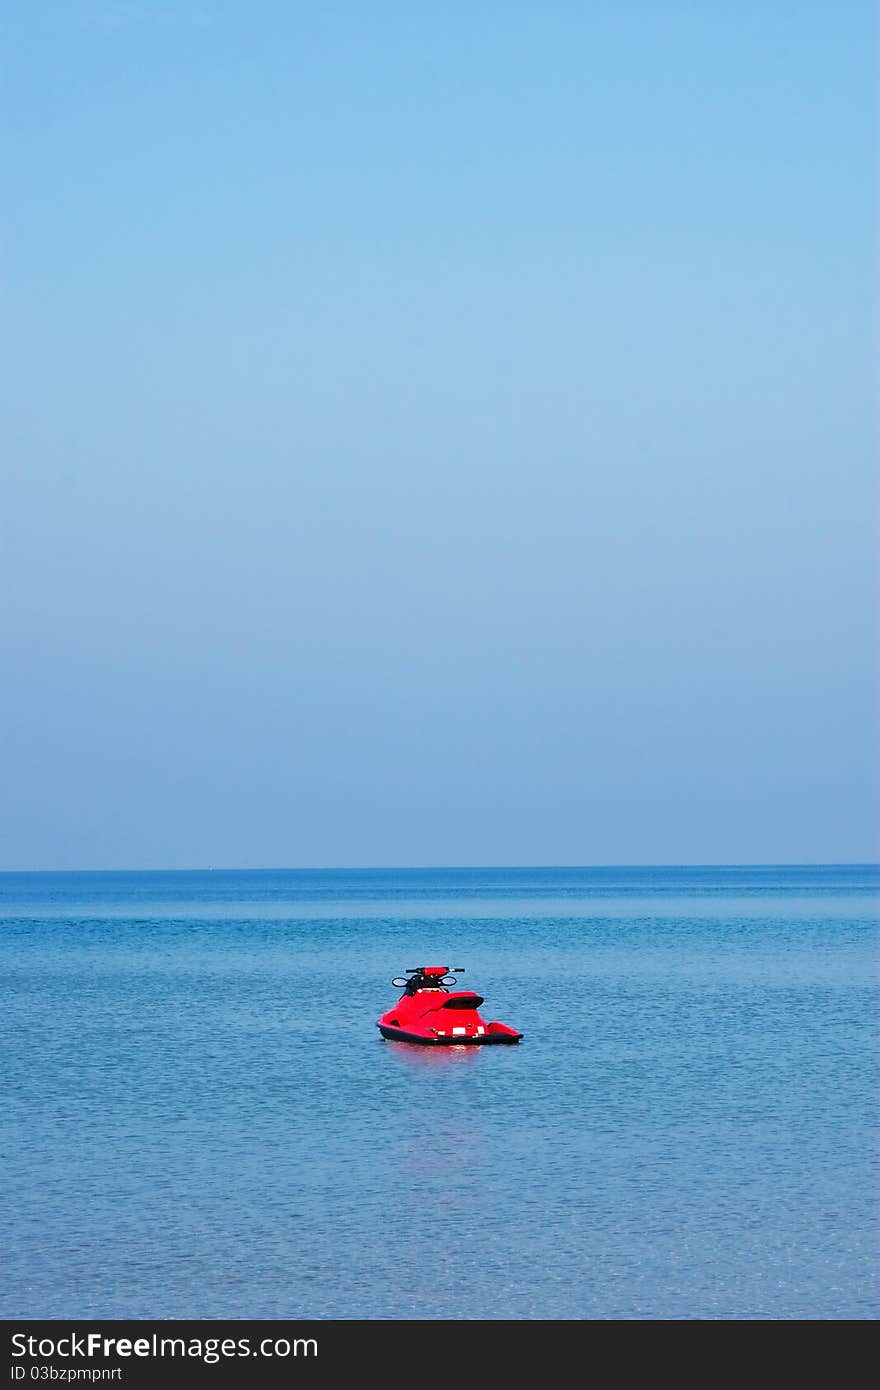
[1,865,877,1321]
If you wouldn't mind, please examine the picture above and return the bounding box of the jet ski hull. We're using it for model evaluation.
[378,1022,522,1045]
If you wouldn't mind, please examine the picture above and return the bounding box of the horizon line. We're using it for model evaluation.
[1,860,878,876]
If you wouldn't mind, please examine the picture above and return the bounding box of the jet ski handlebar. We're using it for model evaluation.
[405,967,463,974]
[391,966,464,991]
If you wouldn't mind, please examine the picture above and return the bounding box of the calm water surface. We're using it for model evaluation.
[2,865,877,1320]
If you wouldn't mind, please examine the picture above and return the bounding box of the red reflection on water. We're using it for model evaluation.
[381,1040,481,1069]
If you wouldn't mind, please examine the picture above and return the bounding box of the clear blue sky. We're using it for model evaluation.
[1,1,876,869]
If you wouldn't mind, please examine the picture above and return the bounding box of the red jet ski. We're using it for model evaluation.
[377,966,522,1045]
